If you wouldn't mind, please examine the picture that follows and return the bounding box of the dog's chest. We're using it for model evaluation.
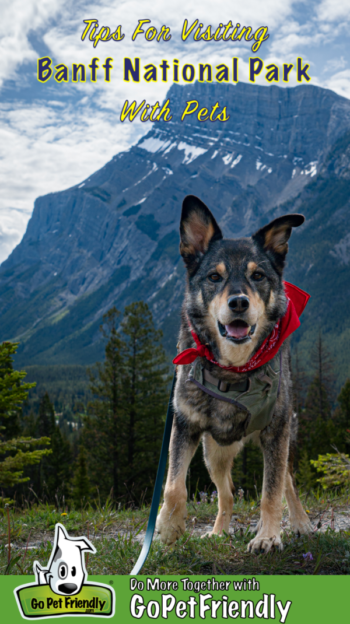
[175,357,280,445]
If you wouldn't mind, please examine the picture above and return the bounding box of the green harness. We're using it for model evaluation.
[188,352,281,435]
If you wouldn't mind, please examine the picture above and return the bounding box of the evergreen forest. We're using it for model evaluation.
[1,301,350,512]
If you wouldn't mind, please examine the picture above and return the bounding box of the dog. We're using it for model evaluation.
[156,195,312,553]
[34,523,95,595]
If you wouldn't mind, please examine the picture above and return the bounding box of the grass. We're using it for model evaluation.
[0,489,349,576]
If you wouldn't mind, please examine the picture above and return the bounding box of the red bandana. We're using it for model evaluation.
[173,282,310,373]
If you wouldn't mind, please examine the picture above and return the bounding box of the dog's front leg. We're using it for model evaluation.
[156,412,200,545]
[202,433,240,536]
[248,423,290,554]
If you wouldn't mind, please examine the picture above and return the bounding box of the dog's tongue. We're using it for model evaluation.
[225,321,249,339]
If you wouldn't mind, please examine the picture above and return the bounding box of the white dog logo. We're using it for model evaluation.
[33,523,95,596]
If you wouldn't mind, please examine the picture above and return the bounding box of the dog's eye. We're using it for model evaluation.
[251,272,265,282]
[208,273,222,283]
[71,566,76,577]
[58,563,68,579]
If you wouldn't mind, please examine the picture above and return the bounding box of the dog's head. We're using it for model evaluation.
[46,525,95,596]
[180,195,304,367]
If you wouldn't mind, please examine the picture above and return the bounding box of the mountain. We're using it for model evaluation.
[1,81,350,382]
[272,129,350,383]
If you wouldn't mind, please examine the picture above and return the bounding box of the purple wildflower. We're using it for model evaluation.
[210,491,218,503]
[199,492,208,504]
[302,552,313,561]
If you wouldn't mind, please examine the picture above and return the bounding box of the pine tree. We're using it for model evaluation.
[0,342,51,495]
[324,379,350,454]
[46,427,72,500]
[22,411,37,437]
[337,379,350,431]
[82,302,170,506]
[292,346,307,415]
[298,377,335,466]
[83,307,125,501]
[309,332,335,419]
[231,442,263,497]
[120,301,170,503]
[37,392,56,437]
[31,392,72,501]
[0,342,36,439]
[302,379,350,490]
[297,334,334,467]
[72,446,91,507]
[297,449,317,490]
[304,375,332,422]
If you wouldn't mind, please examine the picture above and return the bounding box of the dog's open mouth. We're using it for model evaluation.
[218,320,256,343]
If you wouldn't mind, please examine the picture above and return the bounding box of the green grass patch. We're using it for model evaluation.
[1,490,349,576]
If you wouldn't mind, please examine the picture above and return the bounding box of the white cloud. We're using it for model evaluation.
[270,31,324,57]
[317,0,350,23]
[323,56,347,74]
[0,207,31,264]
[0,0,68,88]
[323,69,350,100]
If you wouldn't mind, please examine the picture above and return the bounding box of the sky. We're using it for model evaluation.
[1,0,350,264]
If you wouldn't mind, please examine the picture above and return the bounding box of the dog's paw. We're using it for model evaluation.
[156,507,186,545]
[200,530,228,539]
[290,516,312,536]
[247,533,283,554]
[201,531,213,539]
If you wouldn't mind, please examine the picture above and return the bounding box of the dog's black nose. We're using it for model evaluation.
[58,583,78,594]
[228,295,250,312]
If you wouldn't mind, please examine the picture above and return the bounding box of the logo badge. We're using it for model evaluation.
[14,523,115,619]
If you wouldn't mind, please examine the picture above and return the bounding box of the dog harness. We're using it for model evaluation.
[174,281,310,434]
[187,354,281,435]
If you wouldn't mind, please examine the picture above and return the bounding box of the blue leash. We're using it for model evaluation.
[130,371,176,575]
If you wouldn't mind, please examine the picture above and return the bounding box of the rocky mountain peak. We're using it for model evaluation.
[1,82,350,369]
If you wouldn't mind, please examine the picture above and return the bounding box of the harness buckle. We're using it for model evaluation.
[218,379,230,393]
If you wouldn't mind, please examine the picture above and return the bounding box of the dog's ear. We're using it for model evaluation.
[252,214,304,270]
[180,195,222,271]
[73,539,96,554]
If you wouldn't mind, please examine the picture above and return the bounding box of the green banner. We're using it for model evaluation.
[15,582,114,618]
[1,575,349,622]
